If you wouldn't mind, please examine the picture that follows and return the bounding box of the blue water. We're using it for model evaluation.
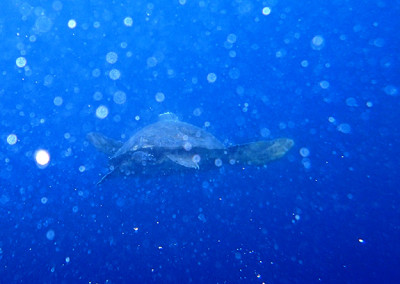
[1,0,399,283]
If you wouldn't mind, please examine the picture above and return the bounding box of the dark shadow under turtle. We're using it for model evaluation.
[87,113,294,185]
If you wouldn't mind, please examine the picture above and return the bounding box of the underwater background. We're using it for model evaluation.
[1,0,399,283]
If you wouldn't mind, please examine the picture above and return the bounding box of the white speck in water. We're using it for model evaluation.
[96,105,109,119]
[319,80,330,89]
[192,154,201,164]
[65,257,70,263]
[109,69,121,80]
[41,197,48,204]
[214,158,222,167]
[299,147,310,158]
[207,73,217,83]
[79,165,85,172]
[384,85,398,96]
[106,52,118,64]
[113,91,126,104]
[46,230,55,240]
[7,134,18,145]
[67,19,77,29]
[262,7,271,15]
[337,123,351,134]
[16,57,27,68]
[124,17,133,27]
[155,92,165,102]
[346,97,358,107]
[311,35,325,50]
[35,149,50,168]
[53,96,63,106]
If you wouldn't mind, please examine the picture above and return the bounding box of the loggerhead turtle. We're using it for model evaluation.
[87,112,294,184]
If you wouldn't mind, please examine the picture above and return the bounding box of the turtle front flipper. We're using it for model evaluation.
[228,138,294,165]
[87,132,124,156]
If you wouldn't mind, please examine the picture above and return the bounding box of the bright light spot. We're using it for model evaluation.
[135,115,140,121]
[106,52,118,64]
[68,19,77,29]
[65,257,70,263]
[262,7,271,15]
[207,73,217,83]
[133,227,139,231]
[113,91,126,104]
[337,123,351,134]
[16,57,27,68]
[96,105,109,119]
[35,149,50,167]
[155,92,165,102]
[53,96,63,106]
[7,134,18,145]
[311,35,325,50]
[358,238,364,243]
[299,147,310,158]
[46,230,55,240]
[109,69,121,80]
[124,17,133,27]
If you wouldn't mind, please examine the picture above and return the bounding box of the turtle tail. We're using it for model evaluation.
[227,138,294,165]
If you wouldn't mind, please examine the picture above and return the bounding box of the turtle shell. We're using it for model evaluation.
[112,113,225,159]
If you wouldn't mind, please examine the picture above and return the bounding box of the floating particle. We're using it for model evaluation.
[124,17,133,27]
[207,73,217,83]
[260,128,270,138]
[68,19,77,29]
[346,97,358,107]
[7,134,17,145]
[53,96,63,106]
[93,91,103,101]
[113,91,126,104]
[109,69,121,80]
[311,35,325,50]
[328,117,336,123]
[299,147,310,158]
[229,68,240,79]
[72,206,79,213]
[301,60,309,67]
[46,230,55,241]
[78,165,86,172]
[35,16,52,33]
[358,238,364,243]
[35,149,50,168]
[193,108,202,116]
[366,101,373,107]
[227,33,237,44]
[92,68,101,78]
[262,7,271,15]
[302,158,311,169]
[179,0,186,5]
[147,57,157,67]
[96,105,109,119]
[183,142,192,151]
[16,57,27,68]
[384,85,398,96]
[106,52,118,64]
[41,197,48,204]
[337,123,351,134]
[319,80,330,89]
[214,158,222,167]
[192,154,201,164]
[198,213,207,223]
[155,92,165,102]
[65,257,70,263]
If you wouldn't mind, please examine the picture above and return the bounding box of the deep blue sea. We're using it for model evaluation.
[1,0,399,283]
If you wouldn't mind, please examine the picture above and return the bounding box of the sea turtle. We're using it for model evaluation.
[87,112,294,184]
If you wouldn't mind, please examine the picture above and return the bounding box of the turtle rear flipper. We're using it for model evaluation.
[228,138,294,165]
[87,132,123,156]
